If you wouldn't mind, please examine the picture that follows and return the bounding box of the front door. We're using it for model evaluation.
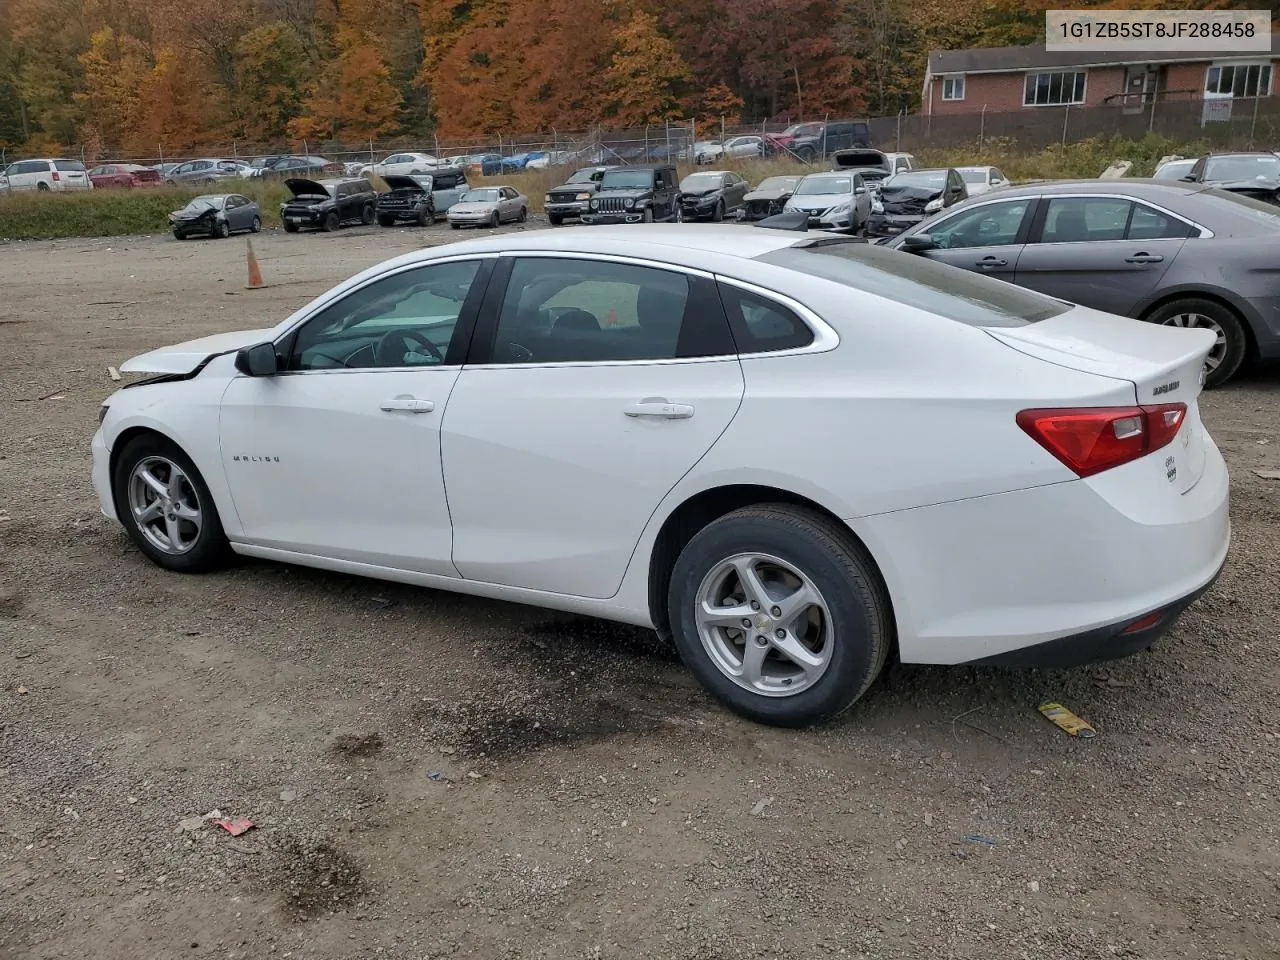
[1014,196,1188,316]
[915,196,1037,282]
[441,255,744,599]
[217,257,490,574]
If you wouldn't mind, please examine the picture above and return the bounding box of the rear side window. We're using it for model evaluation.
[757,242,1070,327]
[1127,203,1194,240]
[54,160,85,172]
[718,282,814,353]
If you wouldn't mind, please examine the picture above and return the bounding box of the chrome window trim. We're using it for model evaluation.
[1031,192,1214,241]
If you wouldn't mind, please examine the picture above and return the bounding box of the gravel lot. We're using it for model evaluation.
[1,223,1279,960]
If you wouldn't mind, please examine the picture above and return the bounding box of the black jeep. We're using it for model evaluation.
[581,165,680,225]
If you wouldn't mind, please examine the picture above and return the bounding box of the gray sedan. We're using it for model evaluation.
[884,179,1280,386]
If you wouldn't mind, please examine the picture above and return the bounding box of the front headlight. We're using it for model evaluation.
[590,199,599,209]
[871,199,884,214]
[544,194,552,203]
[98,403,110,424]
[575,192,591,201]
[924,197,943,213]
[829,199,852,214]
[624,198,635,209]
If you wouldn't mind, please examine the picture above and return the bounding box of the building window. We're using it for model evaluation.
[1206,62,1272,98]
[942,75,965,101]
[1024,71,1087,106]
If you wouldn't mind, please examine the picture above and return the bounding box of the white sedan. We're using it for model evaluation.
[91,226,1229,727]
[366,152,441,178]
[956,165,1009,195]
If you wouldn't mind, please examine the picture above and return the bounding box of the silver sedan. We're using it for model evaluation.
[446,186,529,229]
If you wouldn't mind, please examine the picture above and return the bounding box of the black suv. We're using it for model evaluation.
[789,121,872,162]
[581,165,680,225]
[280,177,378,232]
[545,165,617,225]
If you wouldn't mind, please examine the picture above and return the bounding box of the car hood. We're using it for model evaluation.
[381,175,429,192]
[171,206,219,220]
[119,328,275,375]
[284,178,332,198]
[1212,178,1280,193]
[551,181,598,193]
[879,185,943,201]
[449,201,498,213]
[596,188,651,199]
[744,187,795,201]
[681,187,723,198]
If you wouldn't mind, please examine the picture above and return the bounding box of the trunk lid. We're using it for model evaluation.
[119,328,275,375]
[986,306,1214,492]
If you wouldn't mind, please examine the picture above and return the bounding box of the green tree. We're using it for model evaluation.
[235,22,309,141]
[291,26,402,142]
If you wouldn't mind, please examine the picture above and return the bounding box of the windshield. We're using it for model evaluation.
[794,176,851,196]
[887,170,947,189]
[600,170,655,190]
[959,169,988,184]
[460,189,500,202]
[567,168,599,183]
[1204,154,1280,181]
[1154,160,1194,180]
[182,196,223,212]
[781,123,822,138]
[680,174,724,192]
[757,242,1069,327]
[756,177,800,192]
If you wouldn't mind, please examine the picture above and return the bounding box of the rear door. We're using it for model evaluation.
[914,195,1037,281]
[1013,195,1190,316]
[440,254,744,598]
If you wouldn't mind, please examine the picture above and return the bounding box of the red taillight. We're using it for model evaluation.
[51,170,60,181]
[1017,403,1186,478]
[1121,609,1166,634]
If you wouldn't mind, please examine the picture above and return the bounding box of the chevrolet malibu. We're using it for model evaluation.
[92,226,1230,727]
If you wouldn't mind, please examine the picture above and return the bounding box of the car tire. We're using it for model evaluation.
[361,203,375,225]
[250,216,261,233]
[215,220,231,239]
[795,147,815,163]
[712,200,724,222]
[172,230,186,240]
[1145,297,1247,388]
[642,207,654,223]
[548,213,563,226]
[111,433,231,574]
[489,211,500,228]
[450,223,461,230]
[323,211,340,232]
[283,220,299,233]
[378,214,395,227]
[666,504,892,728]
[415,207,431,227]
[37,181,50,191]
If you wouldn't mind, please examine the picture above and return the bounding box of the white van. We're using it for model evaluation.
[0,158,94,192]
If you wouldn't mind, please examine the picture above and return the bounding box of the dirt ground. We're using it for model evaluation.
[1,222,1279,960]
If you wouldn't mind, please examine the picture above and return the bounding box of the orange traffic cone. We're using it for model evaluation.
[245,238,264,289]
[607,307,619,327]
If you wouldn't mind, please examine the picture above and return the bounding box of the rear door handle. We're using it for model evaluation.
[976,257,1008,268]
[380,396,435,413]
[624,398,694,419]
[1125,253,1164,264]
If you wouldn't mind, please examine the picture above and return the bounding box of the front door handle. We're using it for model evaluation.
[380,396,435,413]
[1125,253,1164,264]
[976,256,1008,268]
[624,398,694,419]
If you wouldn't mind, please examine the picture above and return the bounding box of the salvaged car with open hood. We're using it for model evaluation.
[865,168,968,239]
[1179,152,1280,205]
[280,177,378,233]
[168,194,261,240]
[830,149,894,188]
[739,175,803,221]
[374,168,469,227]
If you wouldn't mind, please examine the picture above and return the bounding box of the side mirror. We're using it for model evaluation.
[1178,175,1196,182]
[234,342,279,377]
[900,233,937,253]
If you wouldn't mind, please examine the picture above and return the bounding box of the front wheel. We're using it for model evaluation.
[361,203,375,225]
[489,211,500,228]
[1146,297,1247,388]
[215,219,231,239]
[548,213,564,226]
[323,211,340,232]
[712,200,724,223]
[378,214,395,227]
[667,504,891,727]
[642,207,654,223]
[111,433,231,573]
[283,220,299,233]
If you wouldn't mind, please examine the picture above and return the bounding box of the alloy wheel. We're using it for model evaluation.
[127,456,203,555]
[1161,312,1227,373]
[694,552,834,697]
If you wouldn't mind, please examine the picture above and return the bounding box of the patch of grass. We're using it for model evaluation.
[916,133,1209,181]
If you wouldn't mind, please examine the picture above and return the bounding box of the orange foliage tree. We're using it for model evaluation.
[290,26,402,142]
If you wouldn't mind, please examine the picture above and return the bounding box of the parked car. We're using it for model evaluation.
[582,165,680,225]
[366,152,441,179]
[1177,152,1280,205]
[153,162,182,179]
[697,136,765,164]
[166,159,253,185]
[956,165,1010,196]
[544,165,618,225]
[0,158,92,192]
[783,171,872,233]
[169,194,261,240]
[882,179,1280,386]
[1153,157,1195,181]
[740,175,803,221]
[866,168,968,239]
[250,156,339,179]
[87,163,163,189]
[280,178,378,233]
[678,170,749,222]
[463,154,504,177]
[376,168,470,227]
[770,121,872,161]
[93,225,1229,728]
[446,186,529,229]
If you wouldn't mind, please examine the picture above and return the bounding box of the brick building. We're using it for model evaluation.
[922,39,1280,116]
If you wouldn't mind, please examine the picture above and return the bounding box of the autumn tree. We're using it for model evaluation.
[603,9,689,127]
[74,26,151,150]
[234,22,309,142]
[290,26,401,142]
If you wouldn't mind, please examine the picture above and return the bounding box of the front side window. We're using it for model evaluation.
[1206,62,1271,98]
[1024,71,1087,106]
[488,258,732,364]
[287,260,483,371]
[926,199,1032,249]
[942,75,965,101]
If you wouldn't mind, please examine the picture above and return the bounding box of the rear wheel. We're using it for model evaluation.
[112,433,231,574]
[37,181,50,191]
[1146,297,1247,388]
[667,504,891,727]
[518,206,528,223]
[323,211,340,232]
[250,216,261,233]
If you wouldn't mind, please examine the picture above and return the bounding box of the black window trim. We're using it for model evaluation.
[463,251,741,368]
[269,254,497,375]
